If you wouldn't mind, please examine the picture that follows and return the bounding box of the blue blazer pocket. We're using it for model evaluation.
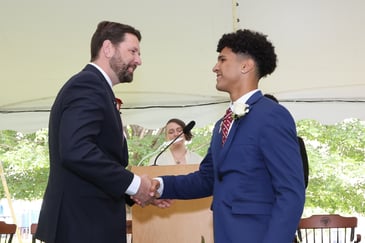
[231,201,272,215]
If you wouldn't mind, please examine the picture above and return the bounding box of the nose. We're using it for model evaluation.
[212,63,218,73]
[173,129,180,136]
[135,55,142,66]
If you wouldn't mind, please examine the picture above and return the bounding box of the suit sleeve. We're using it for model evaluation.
[260,106,305,242]
[160,147,214,199]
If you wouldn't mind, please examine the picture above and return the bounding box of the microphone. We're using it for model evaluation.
[152,120,196,166]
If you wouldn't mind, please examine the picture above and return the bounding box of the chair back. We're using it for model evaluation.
[296,214,362,243]
[0,221,16,243]
[126,219,132,234]
[30,223,45,243]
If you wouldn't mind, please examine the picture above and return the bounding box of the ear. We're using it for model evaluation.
[241,58,255,74]
[101,40,115,59]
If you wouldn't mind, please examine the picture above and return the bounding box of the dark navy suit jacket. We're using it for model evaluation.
[36,64,134,243]
[161,91,305,243]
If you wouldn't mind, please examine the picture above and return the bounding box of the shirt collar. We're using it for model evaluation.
[230,89,259,109]
[89,62,113,89]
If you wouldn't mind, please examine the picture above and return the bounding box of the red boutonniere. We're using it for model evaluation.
[115,98,123,111]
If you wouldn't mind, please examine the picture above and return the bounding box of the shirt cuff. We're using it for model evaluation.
[154,177,164,197]
[125,174,141,195]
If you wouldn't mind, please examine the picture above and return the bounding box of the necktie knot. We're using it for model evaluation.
[221,108,233,145]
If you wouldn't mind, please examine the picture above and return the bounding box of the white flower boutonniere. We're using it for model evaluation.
[232,102,250,120]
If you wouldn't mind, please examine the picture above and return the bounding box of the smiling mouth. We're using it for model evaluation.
[127,66,136,73]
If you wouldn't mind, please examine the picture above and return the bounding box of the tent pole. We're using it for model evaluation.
[232,0,240,31]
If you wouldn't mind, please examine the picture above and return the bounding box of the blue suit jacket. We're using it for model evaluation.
[161,91,305,243]
[36,64,134,243]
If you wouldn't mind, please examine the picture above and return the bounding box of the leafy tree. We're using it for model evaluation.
[0,130,19,154]
[0,129,49,199]
[125,124,165,166]
[0,119,364,216]
[297,118,365,214]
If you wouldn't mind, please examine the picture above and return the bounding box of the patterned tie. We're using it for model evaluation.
[221,108,233,145]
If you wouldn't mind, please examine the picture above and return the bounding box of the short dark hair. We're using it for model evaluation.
[166,118,193,141]
[216,29,277,79]
[264,93,279,103]
[90,21,141,61]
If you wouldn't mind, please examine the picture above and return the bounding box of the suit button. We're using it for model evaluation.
[218,175,223,181]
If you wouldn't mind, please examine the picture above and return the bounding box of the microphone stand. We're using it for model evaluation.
[152,132,184,166]
[152,120,195,166]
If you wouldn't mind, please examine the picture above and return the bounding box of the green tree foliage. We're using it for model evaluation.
[0,130,18,154]
[0,129,49,200]
[0,119,364,216]
[297,118,365,214]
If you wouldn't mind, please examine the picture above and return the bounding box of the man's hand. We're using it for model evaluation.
[151,199,173,208]
[131,175,160,207]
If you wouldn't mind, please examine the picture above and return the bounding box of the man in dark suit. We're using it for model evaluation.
[148,29,306,242]
[264,93,309,188]
[35,21,159,243]
[298,136,309,188]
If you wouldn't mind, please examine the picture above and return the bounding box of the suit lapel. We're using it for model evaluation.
[83,64,125,145]
[217,118,240,163]
[83,65,119,113]
[216,91,263,164]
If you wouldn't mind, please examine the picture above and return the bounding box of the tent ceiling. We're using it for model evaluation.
[1,0,365,133]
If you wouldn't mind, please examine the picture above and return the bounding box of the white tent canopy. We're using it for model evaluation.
[1,0,364,133]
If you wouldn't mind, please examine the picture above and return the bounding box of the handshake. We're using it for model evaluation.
[131,174,171,208]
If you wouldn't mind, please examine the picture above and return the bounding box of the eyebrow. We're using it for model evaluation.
[130,47,141,54]
[217,54,225,60]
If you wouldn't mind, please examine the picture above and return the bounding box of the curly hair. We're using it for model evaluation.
[216,29,277,79]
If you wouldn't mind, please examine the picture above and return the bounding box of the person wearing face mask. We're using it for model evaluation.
[149,118,203,166]
[35,21,160,243]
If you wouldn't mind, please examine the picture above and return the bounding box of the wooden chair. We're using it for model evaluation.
[0,221,16,243]
[126,219,132,234]
[126,219,132,243]
[296,214,362,243]
[30,223,37,243]
[30,223,45,243]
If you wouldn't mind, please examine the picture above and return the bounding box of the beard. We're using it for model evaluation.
[109,52,135,83]
[117,67,133,83]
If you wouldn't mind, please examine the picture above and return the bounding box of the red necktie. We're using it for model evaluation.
[221,108,233,145]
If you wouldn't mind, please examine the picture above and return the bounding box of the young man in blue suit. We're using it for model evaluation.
[150,30,306,242]
[35,21,159,243]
